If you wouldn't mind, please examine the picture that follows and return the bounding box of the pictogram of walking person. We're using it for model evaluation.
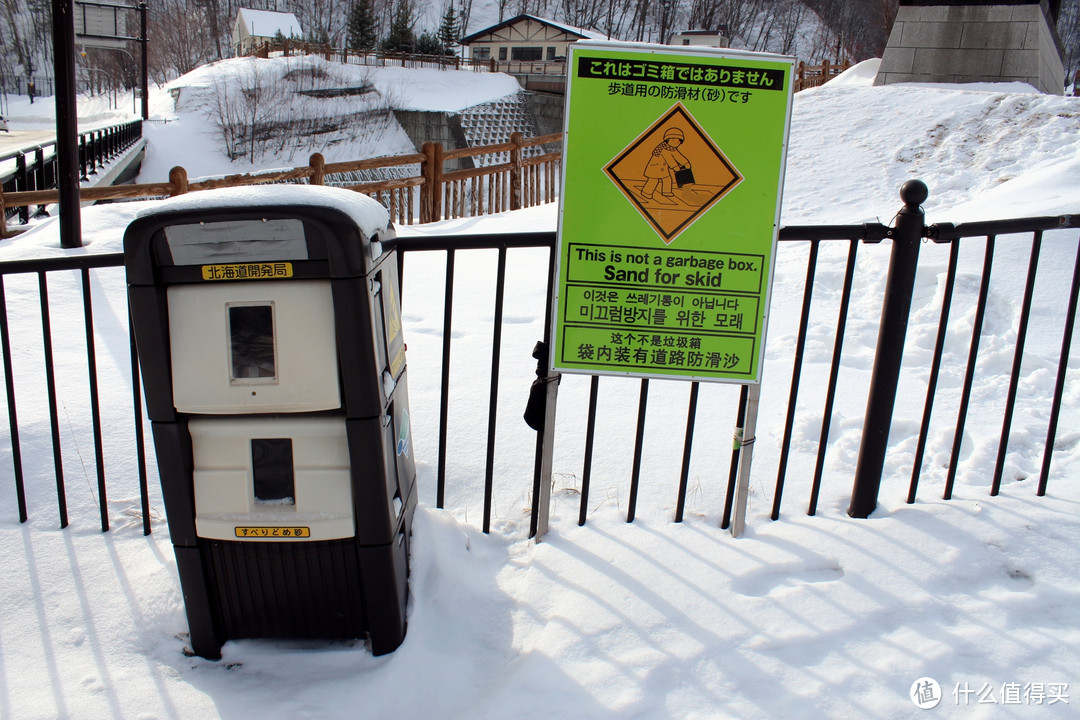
[641,127,692,202]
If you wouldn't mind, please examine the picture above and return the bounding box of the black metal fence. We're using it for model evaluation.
[1,120,143,224]
[1,76,55,99]
[0,186,1076,537]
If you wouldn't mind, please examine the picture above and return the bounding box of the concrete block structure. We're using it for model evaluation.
[874,0,1065,94]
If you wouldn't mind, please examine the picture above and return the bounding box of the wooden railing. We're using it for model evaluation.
[246,37,490,73]
[793,60,852,92]
[244,38,849,93]
[0,132,563,238]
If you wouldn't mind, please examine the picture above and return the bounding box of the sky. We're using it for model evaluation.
[0,57,1079,719]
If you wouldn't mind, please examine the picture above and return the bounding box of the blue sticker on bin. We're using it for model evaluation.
[396,411,411,457]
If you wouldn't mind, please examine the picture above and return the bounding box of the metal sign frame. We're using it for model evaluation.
[551,41,795,386]
[540,41,795,538]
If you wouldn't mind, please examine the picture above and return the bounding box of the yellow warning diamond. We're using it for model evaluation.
[604,103,742,244]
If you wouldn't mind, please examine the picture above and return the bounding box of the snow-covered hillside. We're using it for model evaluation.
[136,56,525,178]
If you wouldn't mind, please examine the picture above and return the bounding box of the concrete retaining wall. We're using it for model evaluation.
[874,3,1065,94]
[524,92,565,137]
[391,110,473,171]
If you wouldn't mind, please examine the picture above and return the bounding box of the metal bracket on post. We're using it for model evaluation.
[534,372,560,541]
[848,180,928,518]
[730,382,761,537]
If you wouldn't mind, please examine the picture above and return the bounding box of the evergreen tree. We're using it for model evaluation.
[414,30,446,56]
[346,0,378,52]
[437,4,459,52]
[380,0,417,53]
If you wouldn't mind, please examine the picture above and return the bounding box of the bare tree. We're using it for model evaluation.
[1,0,52,82]
[876,0,899,50]
[560,0,611,31]
[209,56,399,164]
[211,60,282,162]
[775,0,810,55]
[149,0,218,81]
[1060,0,1080,88]
[514,0,552,18]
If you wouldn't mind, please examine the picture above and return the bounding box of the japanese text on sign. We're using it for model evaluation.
[607,83,754,104]
[579,57,785,91]
[555,43,794,383]
[234,526,311,538]
[559,242,763,376]
[202,262,294,281]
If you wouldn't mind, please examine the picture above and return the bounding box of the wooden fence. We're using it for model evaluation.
[793,60,852,92]
[250,38,850,93]
[247,38,492,73]
[0,132,563,238]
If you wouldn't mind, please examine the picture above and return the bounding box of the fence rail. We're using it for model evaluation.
[0,131,561,237]
[245,38,489,73]
[1,120,144,227]
[242,38,850,94]
[0,76,54,98]
[792,60,851,92]
[0,184,1075,538]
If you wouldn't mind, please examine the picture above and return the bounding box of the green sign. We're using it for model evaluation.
[553,42,795,383]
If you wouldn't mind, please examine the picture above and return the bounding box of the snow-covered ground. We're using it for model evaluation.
[0,58,1079,718]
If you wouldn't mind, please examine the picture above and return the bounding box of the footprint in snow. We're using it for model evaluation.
[733,561,845,597]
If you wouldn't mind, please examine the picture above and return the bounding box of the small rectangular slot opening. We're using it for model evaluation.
[251,438,295,504]
[228,303,277,383]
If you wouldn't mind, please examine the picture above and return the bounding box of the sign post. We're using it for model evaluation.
[551,41,795,535]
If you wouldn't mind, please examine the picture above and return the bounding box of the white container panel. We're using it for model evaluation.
[168,280,341,413]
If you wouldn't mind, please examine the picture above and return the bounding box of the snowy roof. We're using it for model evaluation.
[235,8,302,39]
[132,185,391,238]
[459,14,608,45]
[673,28,729,38]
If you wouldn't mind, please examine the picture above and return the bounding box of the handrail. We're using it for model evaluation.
[0,131,564,237]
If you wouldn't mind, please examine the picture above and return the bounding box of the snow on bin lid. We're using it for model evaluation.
[133,184,392,238]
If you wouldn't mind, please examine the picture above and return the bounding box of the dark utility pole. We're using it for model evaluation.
[139,2,149,120]
[53,0,83,249]
[848,180,928,518]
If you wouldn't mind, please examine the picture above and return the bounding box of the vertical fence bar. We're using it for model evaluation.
[808,238,858,515]
[772,240,818,520]
[991,231,1043,495]
[482,245,508,533]
[721,384,749,530]
[33,148,46,218]
[1038,238,1080,496]
[908,238,960,503]
[79,135,88,181]
[0,276,27,523]
[626,378,649,523]
[16,155,29,224]
[944,237,996,499]
[129,312,151,535]
[436,249,455,509]
[81,269,108,532]
[509,132,522,212]
[848,181,926,518]
[577,375,600,526]
[674,381,699,523]
[38,272,67,528]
